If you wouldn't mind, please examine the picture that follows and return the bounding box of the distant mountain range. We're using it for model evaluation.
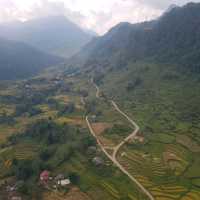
[0,37,63,80]
[71,2,200,73]
[0,16,94,58]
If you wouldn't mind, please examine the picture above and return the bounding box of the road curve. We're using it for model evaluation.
[85,79,155,200]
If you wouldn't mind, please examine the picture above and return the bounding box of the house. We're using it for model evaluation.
[57,179,71,186]
[55,174,65,181]
[88,146,97,154]
[92,157,104,166]
[40,170,50,182]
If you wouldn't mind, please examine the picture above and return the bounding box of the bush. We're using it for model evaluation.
[69,172,80,185]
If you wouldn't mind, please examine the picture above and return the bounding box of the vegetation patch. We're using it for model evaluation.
[91,123,113,136]
[152,133,175,144]
[191,178,200,188]
[176,135,200,153]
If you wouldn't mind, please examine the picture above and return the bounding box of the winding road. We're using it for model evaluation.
[85,79,154,200]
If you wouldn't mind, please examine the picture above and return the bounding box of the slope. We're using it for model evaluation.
[0,37,63,80]
[0,16,94,58]
[70,2,200,73]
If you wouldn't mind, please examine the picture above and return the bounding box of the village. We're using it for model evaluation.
[0,170,72,200]
[0,143,107,200]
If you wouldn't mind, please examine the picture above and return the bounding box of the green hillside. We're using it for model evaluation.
[0,37,63,80]
[0,16,94,58]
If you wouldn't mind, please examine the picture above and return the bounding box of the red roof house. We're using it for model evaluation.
[40,170,49,183]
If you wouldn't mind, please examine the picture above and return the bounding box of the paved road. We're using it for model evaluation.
[85,80,155,200]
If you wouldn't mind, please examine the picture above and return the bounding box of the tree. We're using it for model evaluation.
[14,160,34,180]
[69,172,80,185]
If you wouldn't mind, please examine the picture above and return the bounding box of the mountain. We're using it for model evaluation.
[164,4,179,14]
[71,2,200,73]
[64,4,200,193]
[0,16,94,58]
[0,37,63,80]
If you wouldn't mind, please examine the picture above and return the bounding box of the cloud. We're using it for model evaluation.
[0,0,199,34]
[137,0,200,9]
[86,0,162,33]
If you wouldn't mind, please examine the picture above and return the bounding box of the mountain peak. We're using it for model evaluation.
[0,15,93,58]
[164,4,179,14]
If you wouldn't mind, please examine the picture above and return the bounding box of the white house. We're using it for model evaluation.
[58,179,71,186]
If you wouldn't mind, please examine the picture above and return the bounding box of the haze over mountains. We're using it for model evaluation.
[0,37,63,80]
[0,2,200,199]
[0,15,96,80]
[0,15,94,58]
[72,2,200,73]
[0,2,200,80]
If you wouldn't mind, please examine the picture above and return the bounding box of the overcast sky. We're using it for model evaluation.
[0,0,199,34]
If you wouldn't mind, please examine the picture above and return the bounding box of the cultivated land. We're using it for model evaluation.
[0,61,199,200]
[0,72,148,200]
[87,61,200,200]
[86,80,154,200]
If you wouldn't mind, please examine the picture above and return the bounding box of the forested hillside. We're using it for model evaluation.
[72,3,200,73]
[0,16,94,58]
[0,38,62,80]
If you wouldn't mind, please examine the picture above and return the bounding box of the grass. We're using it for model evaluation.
[0,61,200,199]
[93,61,200,199]
[0,74,150,200]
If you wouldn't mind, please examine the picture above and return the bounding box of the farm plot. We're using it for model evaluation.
[117,146,193,200]
[56,116,86,127]
[149,185,188,200]
[181,190,200,200]
[13,142,41,160]
[118,148,167,179]
[100,181,120,199]
[43,187,92,200]
[176,135,200,153]
[163,144,190,175]
[91,122,115,147]
[0,125,21,144]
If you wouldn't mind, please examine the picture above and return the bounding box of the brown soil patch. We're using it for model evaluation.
[43,187,91,200]
[54,95,70,104]
[163,152,181,164]
[65,187,91,200]
[176,135,200,152]
[56,117,86,127]
[99,136,116,147]
[91,123,112,136]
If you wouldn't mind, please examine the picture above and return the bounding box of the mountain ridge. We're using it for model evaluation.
[0,37,63,80]
[69,2,200,73]
[0,15,94,58]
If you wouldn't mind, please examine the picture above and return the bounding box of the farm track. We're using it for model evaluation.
[85,79,155,200]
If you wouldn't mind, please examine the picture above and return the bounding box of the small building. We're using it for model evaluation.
[40,170,50,182]
[88,146,97,154]
[57,179,71,186]
[55,174,65,181]
[6,185,16,192]
[92,157,104,166]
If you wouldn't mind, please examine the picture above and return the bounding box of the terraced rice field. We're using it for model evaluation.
[117,145,199,200]
[100,181,120,199]
[56,116,86,127]
[118,149,167,178]
[13,142,41,160]
[181,190,200,200]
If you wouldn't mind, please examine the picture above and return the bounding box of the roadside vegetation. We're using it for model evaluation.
[0,73,147,200]
[91,61,200,200]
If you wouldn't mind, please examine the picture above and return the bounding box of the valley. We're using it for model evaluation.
[0,59,199,200]
[0,72,148,200]
[0,2,200,200]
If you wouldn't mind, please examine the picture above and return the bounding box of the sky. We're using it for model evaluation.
[0,0,199,34]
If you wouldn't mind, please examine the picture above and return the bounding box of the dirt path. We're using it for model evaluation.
[85,79,154,200]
